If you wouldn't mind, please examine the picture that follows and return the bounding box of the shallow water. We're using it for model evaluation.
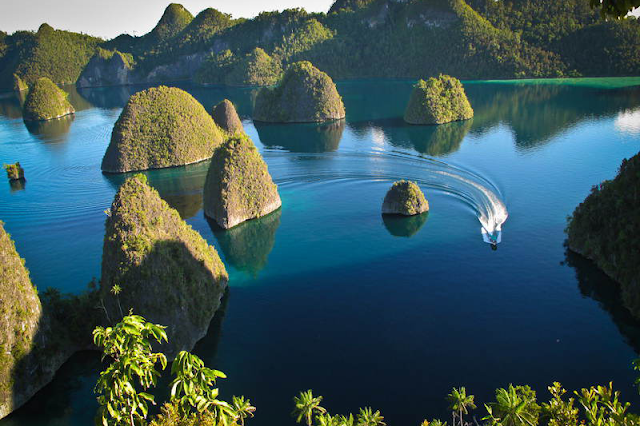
[1,78,640,425]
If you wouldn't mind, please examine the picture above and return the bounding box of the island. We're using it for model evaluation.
[4,162,24,181]
[382,180,430,215]
[203,136,281,229]
[22,77,75,122]
[404,75,474,125]
[100,174,228,356]
[100,85,223,173]
[566,152,640,318]
[253,61,345,123]
[211,98,244,135]
[77,48,135,88]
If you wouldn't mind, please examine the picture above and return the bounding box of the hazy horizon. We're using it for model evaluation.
[0,0,335,39]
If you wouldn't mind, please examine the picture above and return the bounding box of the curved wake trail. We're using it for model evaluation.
[266,148,509,243]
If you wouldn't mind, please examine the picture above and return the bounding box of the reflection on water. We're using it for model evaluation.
[565,249,640,353]
[349,118,472,156]
[382,212,428,237]
[466,83,640,149]
[8,179,26,192]
[615,108,640,136]
[256,120,345,153]
[102,161,209,220]
[77,85,135,110]
[25,115,75,143]
[209,209,281,277]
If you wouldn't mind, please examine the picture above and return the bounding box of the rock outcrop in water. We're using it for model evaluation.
[211,99,244,135]
[101,86,223,173]
[382,180,429,215]
[77,48,135,88]
[22,77,75,121]
[0,221,42,419]
[204,136,281,229]
[566,152,640,318]
[4,162,24,181]
[101,174,228,356]
[404,75,473,125]
[253,61,345,123]
[12,74,27,92]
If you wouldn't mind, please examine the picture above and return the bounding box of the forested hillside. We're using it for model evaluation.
[0,0,638,90]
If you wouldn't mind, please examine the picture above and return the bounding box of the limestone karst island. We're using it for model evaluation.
[0,0,639,425]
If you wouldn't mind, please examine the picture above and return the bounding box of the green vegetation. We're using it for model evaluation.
[93,314,253,426]
[101,86,223,173]
[195,48,282,86]
[22,77,75,121]
[3,162,24,180]
[253,61,345,122]
[382,180,429,216]
[204,136,281,229]
[141,3,194,48]
[566,151,640,319]
[77,47,135,88]
[0,220,41,417]
[12,73,27,92]
[404,75,473,125]
[0,23,102,89]
[590,0,640,19]
[211,99,245,136]
[101,174,228,355]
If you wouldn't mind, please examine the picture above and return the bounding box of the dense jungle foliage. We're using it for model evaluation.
[0,0,639,89]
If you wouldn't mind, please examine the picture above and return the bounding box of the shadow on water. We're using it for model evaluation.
[208,208,282,278]
[348,118,472,156]
[255,120,346,153]
[382,212,429,238]
[565,249,640,353]
[24,115,74,144]
[102,161,209,220]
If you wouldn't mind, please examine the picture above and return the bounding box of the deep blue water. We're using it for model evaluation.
[1,78,640,426]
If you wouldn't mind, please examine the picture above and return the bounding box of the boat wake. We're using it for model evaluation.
[265,149,509,244]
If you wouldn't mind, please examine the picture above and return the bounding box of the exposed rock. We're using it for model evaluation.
[211,99,244,135]
[204,136,281,229]
[101,86,223,173]
[77,48,135,88]
[382,180,429,215]
[101,174,228,357]
[566,152,640,318]
[404,74,473,125]
[22,78,75,122]
[4,162,24,181]
[12,74,27,92]
[253,61,345,123]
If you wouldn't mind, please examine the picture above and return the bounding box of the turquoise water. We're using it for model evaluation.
[1,78,640,425]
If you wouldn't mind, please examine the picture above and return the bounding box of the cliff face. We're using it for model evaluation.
[101,85,223,173]
[22,77,75,121]
[253,61,345,123]
[101,175,228,357]
[0,222,84,420]
[382,180,429,215]
[566,152,640,318]
[203,136,281,229]
[77,48,135,88]
[404,74,473,125]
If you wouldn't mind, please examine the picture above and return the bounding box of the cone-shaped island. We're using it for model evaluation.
[204,136,281,229]
[22,77,75,121]
[382,180,429,216]
[404,74,473,125]
[253,61,345,123]
[211,99,244,135]
[101,86,223,173]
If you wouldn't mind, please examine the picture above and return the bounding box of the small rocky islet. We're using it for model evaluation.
[211,98,244,135]
[4,162,24,181]
[404,74,473,125]
[22,77,75,122]
[253,61,345,123]
[101,85,224,173]
[382,180,429,216]
[204,136,281,229]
